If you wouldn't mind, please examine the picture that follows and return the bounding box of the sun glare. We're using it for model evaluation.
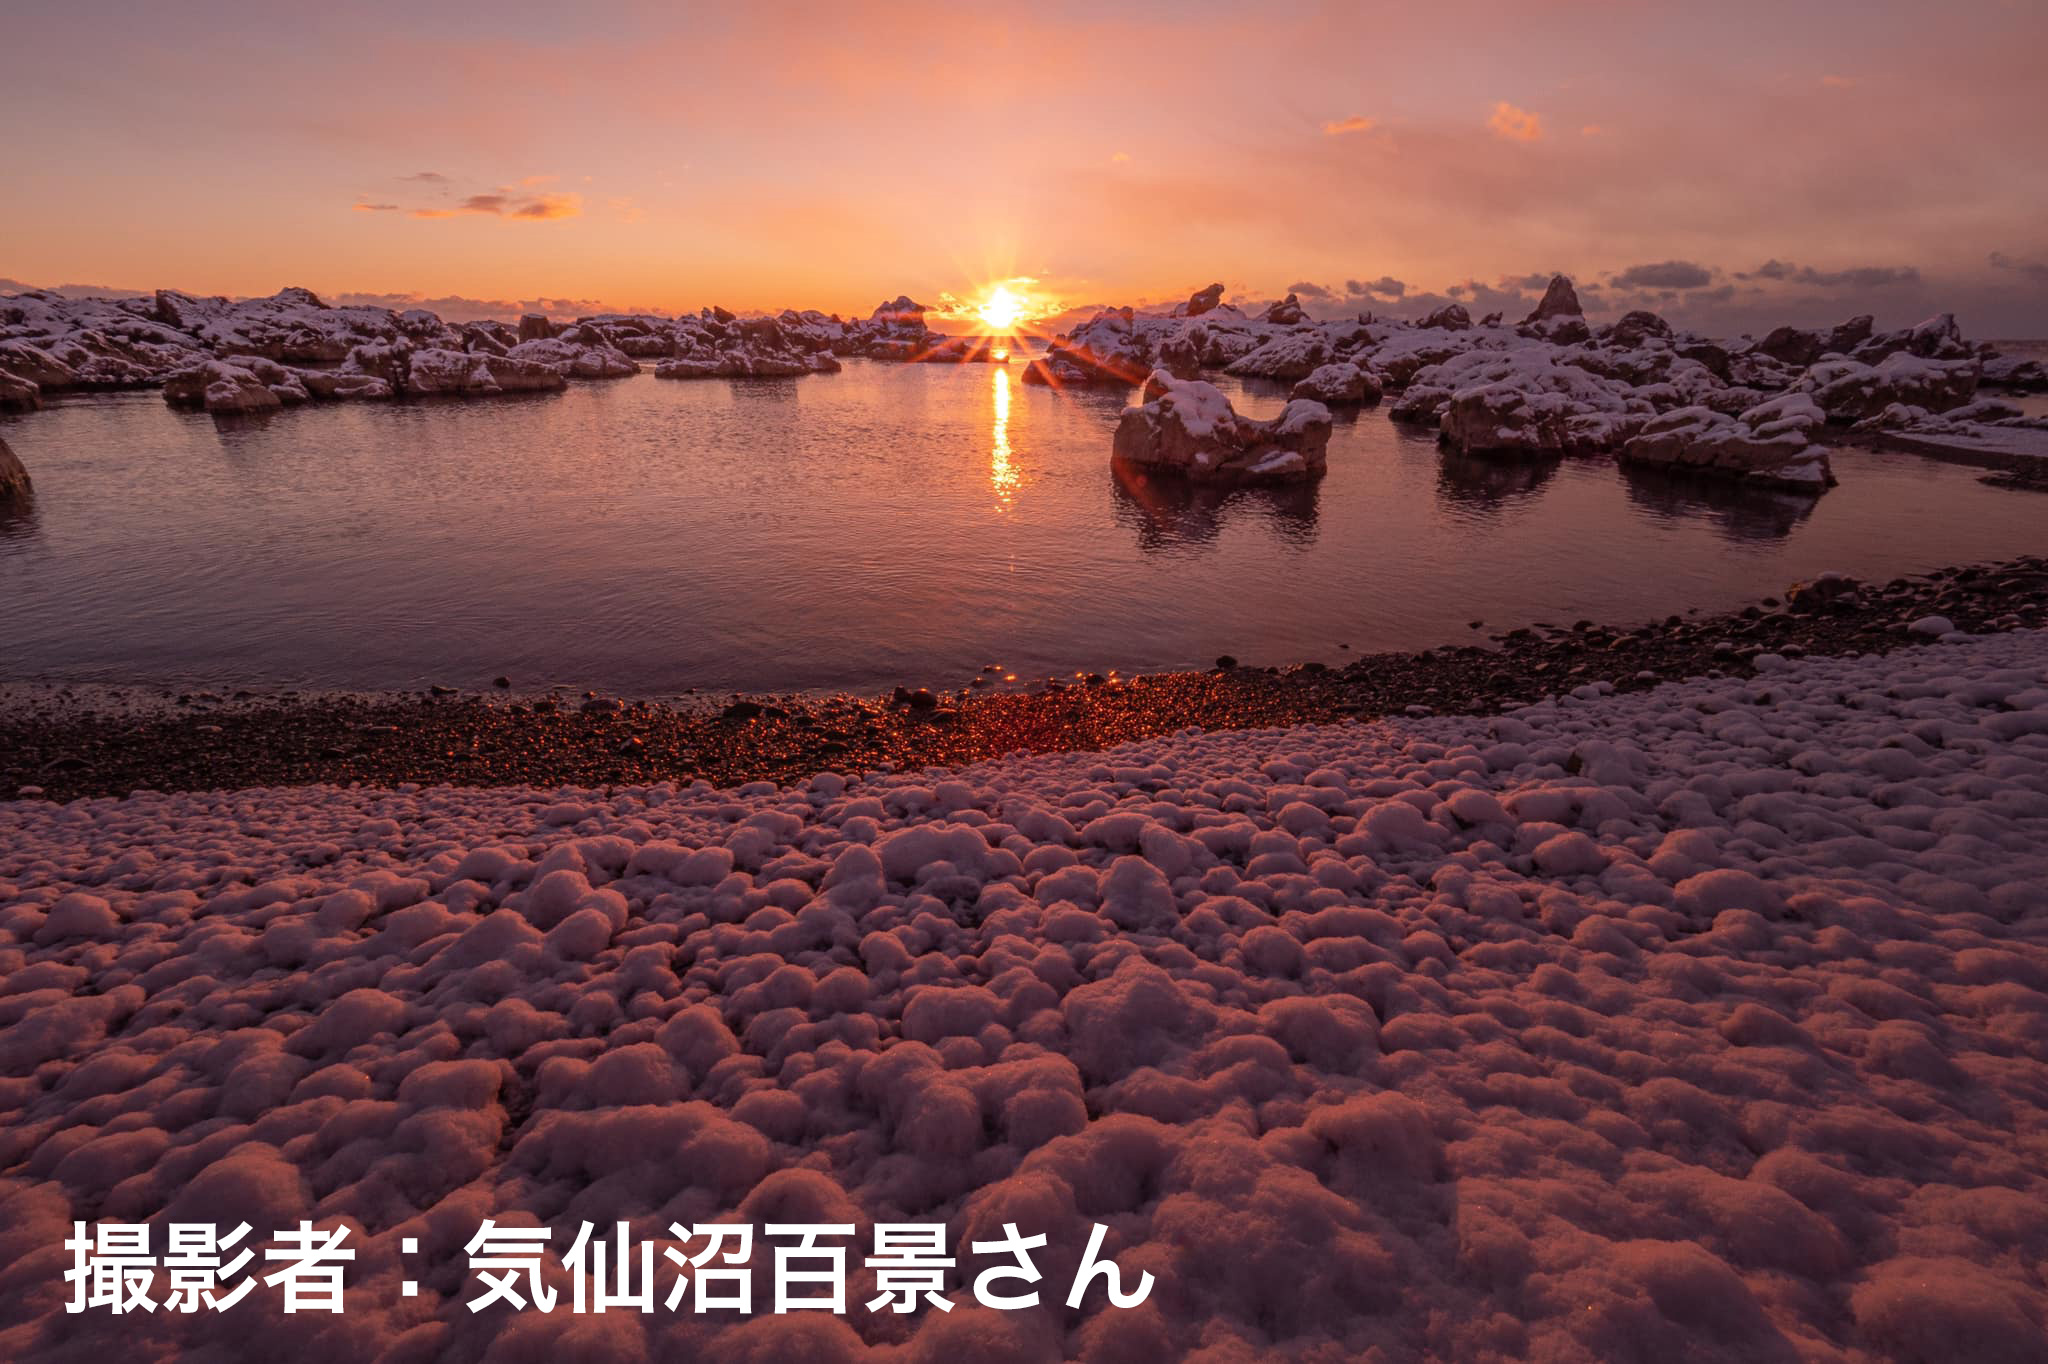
[977,285,1028,334]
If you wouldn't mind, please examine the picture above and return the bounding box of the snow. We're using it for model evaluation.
[1113,374,1331,484]
[6,631,2048,1357]
[1145,373,1234,440]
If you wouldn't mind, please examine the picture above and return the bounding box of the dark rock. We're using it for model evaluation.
[1185,283,1225,317]
[1523,275,1583,324]
[0,436,30,501]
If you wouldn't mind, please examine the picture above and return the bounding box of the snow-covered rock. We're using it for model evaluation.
[1518,274,1590,343]
[1753,315,1873,368]
[1849,311,1974,365]
[1403,348,1655,454]
[161,358,285,414]
[1980,353,2047,392]
[1797,353,1980,423]
[1620,393,1835,491]
[0,369,36,411]
[406,348,567,396]
[1419,303,1472,331]
[841,295,937,360]
[655,313,843,380]
[1112,370,1333,483]
[1023,309,1155,386]
[504,336,640,380]
[1290,361,1383,406]
[1182,282,1225,317]
[1602,310,1673,349]
[1260,293,1307,326]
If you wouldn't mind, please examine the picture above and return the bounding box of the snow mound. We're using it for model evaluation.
[7,632,2048,1356]
[1112,371,1332,483]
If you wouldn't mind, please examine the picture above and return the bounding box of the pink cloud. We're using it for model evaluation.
[1322,115,1376,136]
[404,191,581,221]
[1488,102,1543,142]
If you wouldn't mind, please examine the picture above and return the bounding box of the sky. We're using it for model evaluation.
[4,0,2046,333]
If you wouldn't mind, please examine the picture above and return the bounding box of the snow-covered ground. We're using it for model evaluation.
[4,632,2048,1361]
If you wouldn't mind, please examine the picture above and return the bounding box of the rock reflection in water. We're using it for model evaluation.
[1620,464,1822,542]
[0,489,35,546]
[1109,457,1320,552]
[1435,449,1562,513]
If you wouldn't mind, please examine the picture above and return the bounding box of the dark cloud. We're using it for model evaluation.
[1737,260,1920,288]
[1990,251,2048,284]
[352,202,400,213]
[1285,281,1337,301]
[0,277,150,299]
[402,171,449,183]
[1610,260,1714,290]
[1344,276,1407,299]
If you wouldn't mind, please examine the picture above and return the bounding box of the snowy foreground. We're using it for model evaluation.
[4,635,2048,1362]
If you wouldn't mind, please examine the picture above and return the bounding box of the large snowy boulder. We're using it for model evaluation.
[1603,310,1673,349]
[1849,311,1973,364]
[1982,354,2048,392]
[1022,309,1154,386]
[161,359,285,414]
[1291,362,1383,406]
[1621,393,1834,491]
[0,369,37,411]
[1225,329,1338,381]
[1419,303,1472,332]
[0,338,82,389]
[1435,350,1656,455]
[0,435,29,500]
[655,314,842,379]
[406,348,566,396]
[841,295,936,359]
[1797,353,1979,423]
[1261,293,1307,326]
[506,336,640,380]
[1112,370,1332,483]
[1183,282,1225,317]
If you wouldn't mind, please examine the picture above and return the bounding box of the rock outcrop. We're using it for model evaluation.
[405,349,567,396]
[1427,350,1656,455]
[1022,310,1153,386]
[1620,393,1834,490]
[1419,303,1472,332]
[161,359,286,414]
[504,337,640,380]
[655,314,843,379]
[1797,353,1979,423]
[1112,370,1333,483]
[1183,283,1225,317]
[0,435,29,500]
[1291,362,1383,406]
[1261,293,1307,326]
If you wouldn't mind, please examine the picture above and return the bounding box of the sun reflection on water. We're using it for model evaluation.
[990,365,1018,508]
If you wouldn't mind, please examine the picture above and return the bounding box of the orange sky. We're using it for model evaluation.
[5,0,2046,332]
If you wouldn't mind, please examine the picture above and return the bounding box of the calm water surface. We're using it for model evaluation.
[2,359,2043,695]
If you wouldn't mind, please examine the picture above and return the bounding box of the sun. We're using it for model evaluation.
[976,285,1029,334]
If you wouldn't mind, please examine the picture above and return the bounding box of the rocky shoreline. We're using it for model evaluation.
[6,555,2043,803]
